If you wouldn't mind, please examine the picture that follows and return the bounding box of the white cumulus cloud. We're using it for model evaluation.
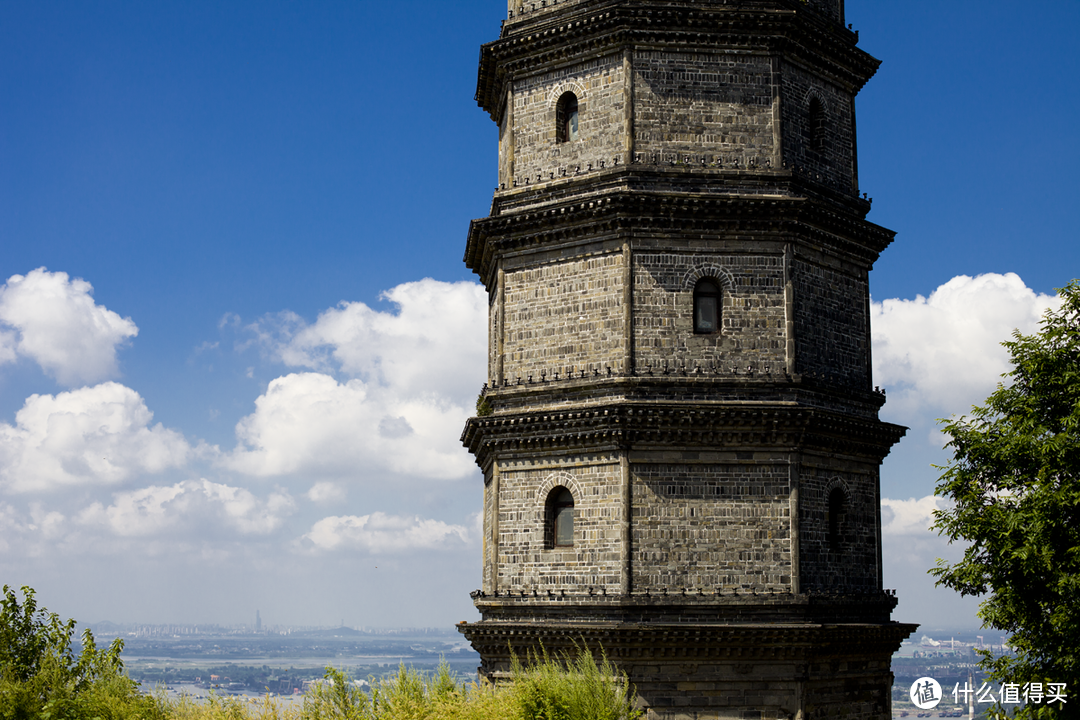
[306,481,346,503]
[224,279,487,484]
[880,495,979,626]
[28,503,68,540]
[0,268,138,386]
[254,278,487,403]
[0,502,38,555]
[871,273,1059,423]
[222,372,473,480]
[302,512,472,553]
[0,329,16,365]
[881,495,949,537]
[0,382,192,492]
[77,479,295,537]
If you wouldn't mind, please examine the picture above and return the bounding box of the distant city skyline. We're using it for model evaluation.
[1,0,1077,630]
[85,620,465,636]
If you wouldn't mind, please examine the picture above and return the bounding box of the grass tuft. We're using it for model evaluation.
[511,643,641,720]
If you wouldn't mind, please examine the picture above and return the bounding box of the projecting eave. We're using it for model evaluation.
[475,1,879,122]
[463,178,896,288]
[461,402,907,472]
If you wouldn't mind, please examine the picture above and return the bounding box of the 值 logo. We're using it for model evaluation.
[910,677,942,710]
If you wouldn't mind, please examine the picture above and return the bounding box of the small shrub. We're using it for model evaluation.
[301,667,368,720]
[0,584,166,720]
[511,645,641,720]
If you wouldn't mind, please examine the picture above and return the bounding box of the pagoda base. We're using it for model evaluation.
[458,610,916,720]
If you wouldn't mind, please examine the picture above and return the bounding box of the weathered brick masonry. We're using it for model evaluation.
[459,1,916,718]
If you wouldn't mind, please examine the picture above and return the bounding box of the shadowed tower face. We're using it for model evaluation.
[458,1,916,717]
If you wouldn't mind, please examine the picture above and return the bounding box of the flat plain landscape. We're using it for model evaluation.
[90,623,1019,719]
[87,623,481,699]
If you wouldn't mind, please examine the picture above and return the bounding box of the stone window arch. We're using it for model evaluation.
[681,265,735,336]
[681,264,735,293]
[556,91,579,143]
[537,472,581,550]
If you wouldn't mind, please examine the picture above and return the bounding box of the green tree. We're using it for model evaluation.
[0,585,164,719]
[931,280,1080,718]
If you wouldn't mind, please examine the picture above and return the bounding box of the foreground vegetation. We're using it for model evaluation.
[167,654,639,720]
[1,585,640,720]
[0,585,164,720]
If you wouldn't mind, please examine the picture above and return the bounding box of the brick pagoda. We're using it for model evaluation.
[457,1,916,717]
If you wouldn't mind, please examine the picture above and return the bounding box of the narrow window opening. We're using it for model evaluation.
[556,92,579,143]
[827,488,845,552]
[808,97,826,154]
[546,487,575,548]
[693,279,721,334]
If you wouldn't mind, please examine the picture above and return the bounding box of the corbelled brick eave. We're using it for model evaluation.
[464,176,894,287]
[457,617,918,664]
[481,371,889,415]
[477,2,878,121]
[468,588,901,622]
[461,401,906,469]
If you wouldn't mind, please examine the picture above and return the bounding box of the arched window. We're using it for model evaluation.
[556,92,579,143]
[693,278,721,334]
[827,487,846,552]
[545,487,575,548]
[808,97,826,153]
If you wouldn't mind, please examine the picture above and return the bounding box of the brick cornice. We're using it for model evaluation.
[469,588,901,623]
[461,400,906,468]
[477,1,878,122]
[458,617,917,664]
[464,177,895,286]
[484,372,888,413]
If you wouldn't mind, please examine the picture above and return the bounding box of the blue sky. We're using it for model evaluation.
[1,0,1077,632]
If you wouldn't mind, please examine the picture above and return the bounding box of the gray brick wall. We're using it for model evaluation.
[634,49,777,168]
[792,257,870,388]
[798,460,880,593]
[501,252,627,383]
[632,661,802,719]
[478,445,887,597]
[484,453,881,597]
[632,458,792,592]
[805,671,893,720]
[780,61,856,193]
[632,251,787,374]
[507,54,627,188]
[494,459,624,592]
[505,0,592,24]
[482,472,495,592]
